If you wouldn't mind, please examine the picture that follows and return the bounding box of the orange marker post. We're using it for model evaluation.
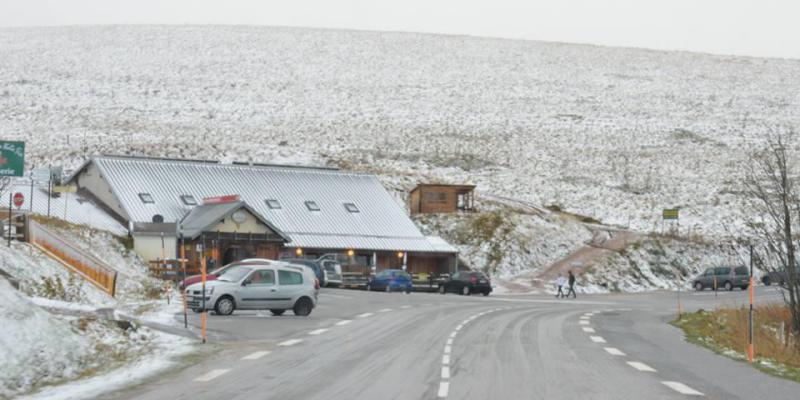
[747,245,755,363]
[180,238,188,329]
[200,241,207,344]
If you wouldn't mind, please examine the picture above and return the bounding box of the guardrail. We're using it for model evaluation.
[28,219,118,297]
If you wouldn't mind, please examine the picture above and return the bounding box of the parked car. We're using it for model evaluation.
[179,262,237,290]
[439,271,492,296]
[762,267,800,286]
[366,269,412,293]
[693,266,749,291]
[282,258,326,287]
[321,259,343,287]
[186,259,318,316]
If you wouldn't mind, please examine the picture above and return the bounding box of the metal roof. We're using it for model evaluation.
[76,156,455,253]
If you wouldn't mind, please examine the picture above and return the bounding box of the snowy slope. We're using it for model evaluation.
[1,26,798,238]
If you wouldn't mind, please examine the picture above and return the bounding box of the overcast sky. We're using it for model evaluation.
[1,0,798,59]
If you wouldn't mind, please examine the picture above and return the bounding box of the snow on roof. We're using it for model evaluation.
[78,155,454,253]
[178,200,288,241]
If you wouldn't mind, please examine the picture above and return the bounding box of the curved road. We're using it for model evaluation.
[109,287,799,400]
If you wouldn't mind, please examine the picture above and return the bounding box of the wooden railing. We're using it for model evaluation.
[28,220,118,297]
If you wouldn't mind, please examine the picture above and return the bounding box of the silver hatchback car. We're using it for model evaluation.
[186,259,319,316]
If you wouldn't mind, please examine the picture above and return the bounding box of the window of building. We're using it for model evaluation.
[344,203,359,213]
[265,199,282,209]
[138,193,155,204]
[305,201,320,211]
[180,195,197,206]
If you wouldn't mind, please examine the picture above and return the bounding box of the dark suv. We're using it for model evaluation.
[438,271,492,296]
[693,266,749,291]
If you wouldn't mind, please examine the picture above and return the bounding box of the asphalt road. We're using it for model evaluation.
[109,286,799,400]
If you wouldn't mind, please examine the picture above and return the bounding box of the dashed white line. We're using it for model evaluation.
[579,320,590,325]
[193,369,231,382]
[627,361,657,372]
[603,347,626,356]
[437,381,450,398]
[308,328,329,335]
[356,312,373,318]
[400,305,412,309]
[449,331,458,339]
[579,316,590,320]
[582,327,596,333]
[441,366,451,379]
[335,319,352,326]
[446,338,453,345]
[379,308,393,313]
[278,339,303,347]
[444,345,452,354]
[241,351,271,360]
[442,354,451,365]
[662,381,704,396]
[590,336,607,343]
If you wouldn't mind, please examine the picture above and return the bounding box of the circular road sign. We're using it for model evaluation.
[12,192,24,208]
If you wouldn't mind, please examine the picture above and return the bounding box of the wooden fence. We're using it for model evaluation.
[28,220,118,297]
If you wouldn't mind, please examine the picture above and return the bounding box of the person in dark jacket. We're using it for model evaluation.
[566,270,577,298]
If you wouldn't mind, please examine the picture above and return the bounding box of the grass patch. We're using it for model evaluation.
[672,305,800,383]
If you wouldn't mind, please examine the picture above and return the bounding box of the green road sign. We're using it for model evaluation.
[0,141,25,177]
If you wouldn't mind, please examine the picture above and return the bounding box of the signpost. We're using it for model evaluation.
[662,208,680,235]
[12,192,24,208]
[0,141,25,177]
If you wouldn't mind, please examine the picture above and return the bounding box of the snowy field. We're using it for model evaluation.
[1,26,798,238]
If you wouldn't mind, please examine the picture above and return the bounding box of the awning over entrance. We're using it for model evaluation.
[178,200,289,242]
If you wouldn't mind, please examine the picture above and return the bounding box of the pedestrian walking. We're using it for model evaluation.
[555,274,567,298]
[566,270,577,298]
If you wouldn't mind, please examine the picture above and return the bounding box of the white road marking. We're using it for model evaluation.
[278,339,303,347]
[579,320,590,325]
[444,345,452,354]
[193,369,230,382]
[449,331,458,339]
[379,308,393,313]
[356,312,373,318]
[446,338,453,345]
[661,381,704,396]
[441,366,450,379]
[438,381,450,398]
[400,305,412,309]
[579,316,590,320]
[582,327,596,333]
[604,347,626,356]
[319,293,352,299]
[455,324,463,331]
[308,328,329,335]
[589,336,607,343]
[442,354,450,365]
[627,361,657,372]
[241,351,271,360]
[335,320,352,326]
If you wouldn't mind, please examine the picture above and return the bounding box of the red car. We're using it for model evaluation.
[179,263,236,290]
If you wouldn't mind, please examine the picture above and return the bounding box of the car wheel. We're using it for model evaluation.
[293,297,313,316]
[462,286,470,295]
[405,288,411,294]
[724,281,733,291]
[762,276,771,286]
[694,282,703,291]
[740,285,749,290]
[192,308,203,313]
[482,291,490,296]
[270,309,286,316]
[214,296,235,316]
[439,285,446,295]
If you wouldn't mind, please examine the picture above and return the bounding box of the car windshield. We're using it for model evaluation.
[217,266,253,282]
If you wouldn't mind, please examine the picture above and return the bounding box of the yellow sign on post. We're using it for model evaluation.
[52,185,77,193]
[662,209,679,220]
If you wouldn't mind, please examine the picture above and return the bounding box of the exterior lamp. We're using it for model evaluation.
[295,248,303,256]
[397,251,404,259]
[347,249,355,257]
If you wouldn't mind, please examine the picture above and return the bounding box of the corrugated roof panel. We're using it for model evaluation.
[89,156,448,252]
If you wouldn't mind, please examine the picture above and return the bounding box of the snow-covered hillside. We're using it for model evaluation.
[1,26,798,237]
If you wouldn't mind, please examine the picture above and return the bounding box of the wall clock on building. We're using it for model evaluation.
[232,210,247,224]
